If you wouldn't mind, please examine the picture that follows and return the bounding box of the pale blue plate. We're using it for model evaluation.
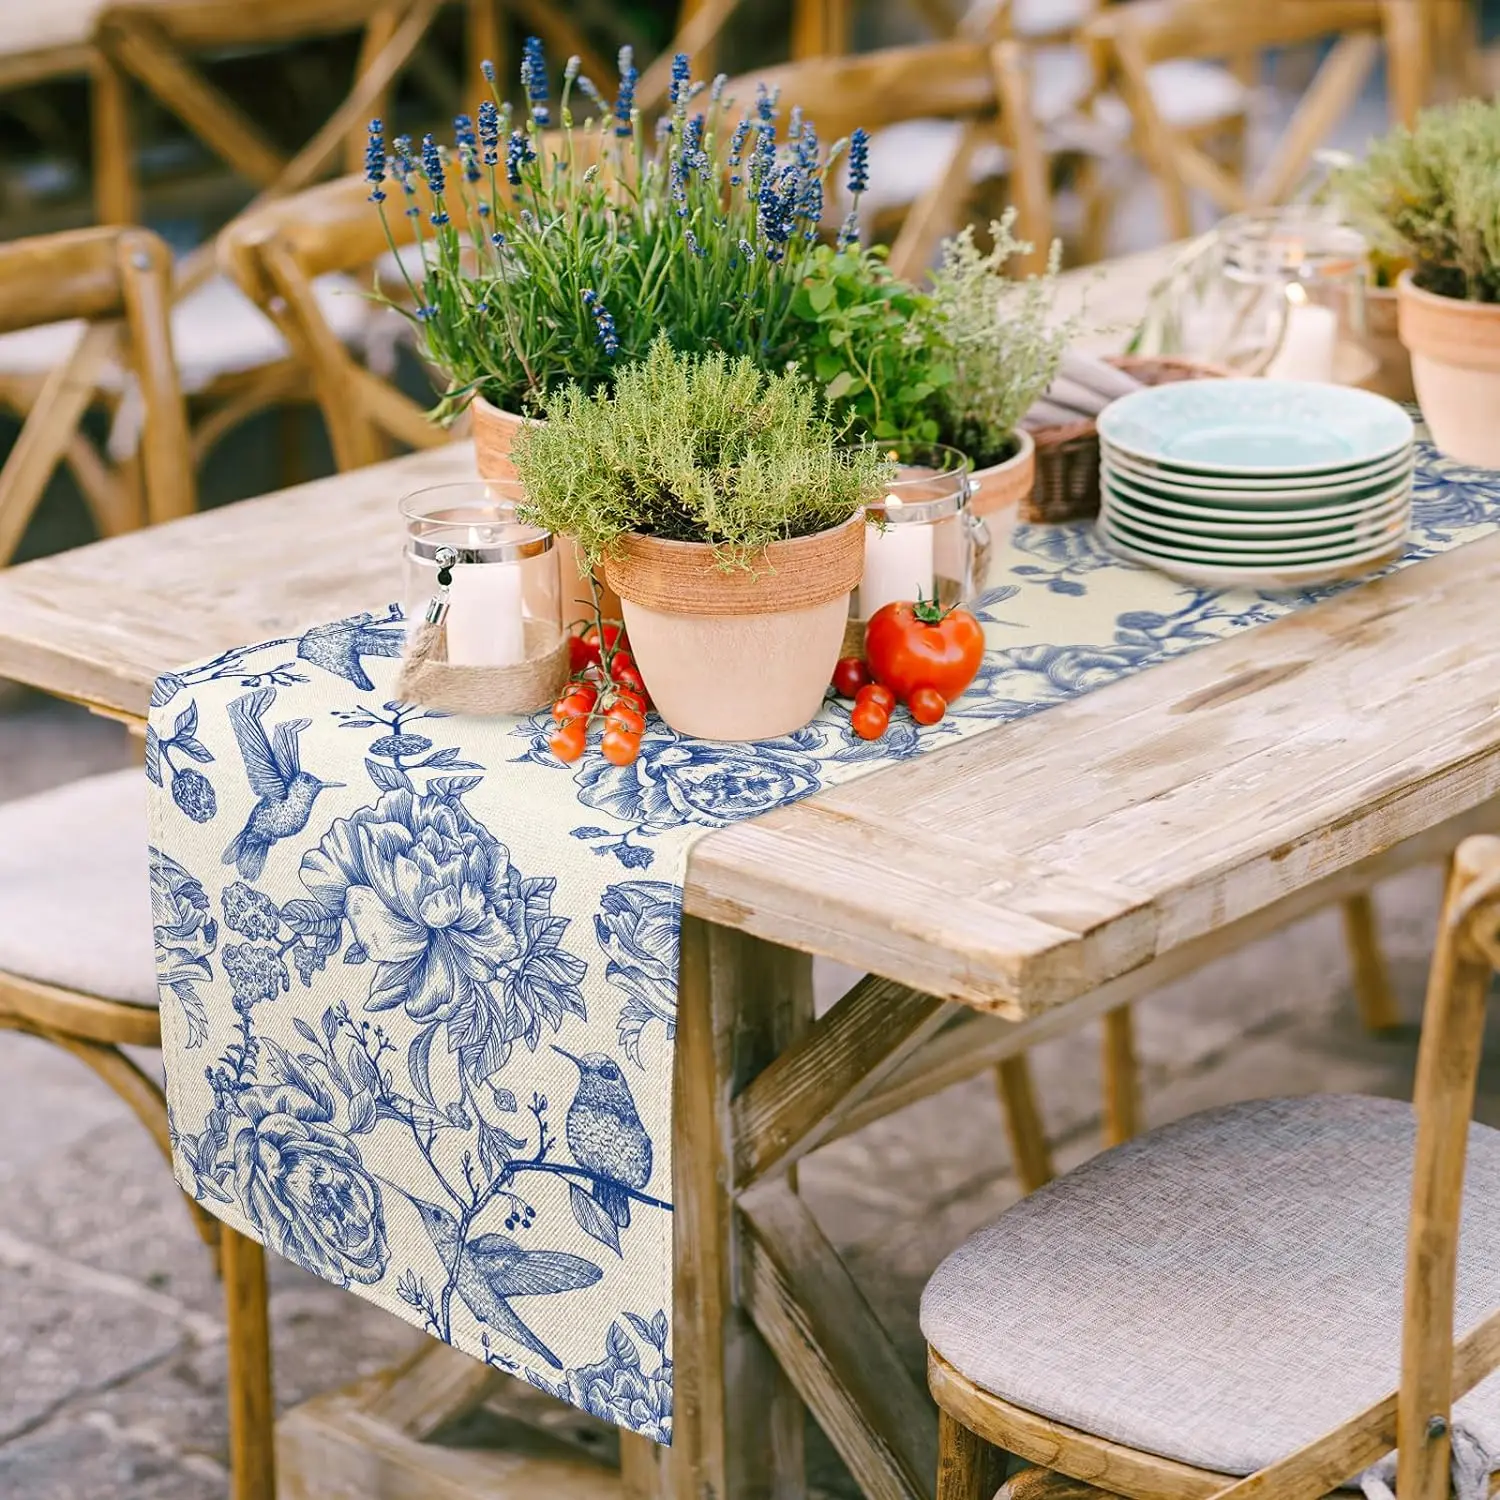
[1097,379,1415,477]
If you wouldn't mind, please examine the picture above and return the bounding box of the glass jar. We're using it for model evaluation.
[399,482,562,667]
[1215,208,1370,383]
[853,443,991,621]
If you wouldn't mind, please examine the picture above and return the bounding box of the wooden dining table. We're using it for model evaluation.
[3,248,1500,1500]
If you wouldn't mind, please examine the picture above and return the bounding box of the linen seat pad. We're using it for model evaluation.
[921,1096,1500,1481]
[0,769,156,1007]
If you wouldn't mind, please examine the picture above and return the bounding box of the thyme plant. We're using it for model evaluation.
[510,336,890,569]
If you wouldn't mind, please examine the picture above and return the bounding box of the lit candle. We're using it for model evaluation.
[1264,282,1337,382]
[861,502,935,618]
[444,526,526,665]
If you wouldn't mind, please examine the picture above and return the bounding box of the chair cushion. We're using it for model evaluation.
[921,1096,1500,1482]
[0,769,157,1006]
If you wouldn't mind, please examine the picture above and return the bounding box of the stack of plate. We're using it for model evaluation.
[1094,381,1415,589]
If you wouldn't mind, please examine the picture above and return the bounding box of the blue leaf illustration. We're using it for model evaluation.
[144,727,163,787]
[343,942,368,965]
[571,827,612,840]
[173,734,215,764]
[150,673,184,707]
[570,1183,623,1257]
[429,775,483,797]
[366,758,413,792]
[606,1321,640,1367]
[173,702,198,739]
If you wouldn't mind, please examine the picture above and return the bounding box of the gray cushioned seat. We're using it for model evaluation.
[921,1096,1500,1483]
[0,769,155,1006]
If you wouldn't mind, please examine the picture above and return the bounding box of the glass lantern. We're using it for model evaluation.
[399,482,562,667]
[1214,208,1370,383]
[853,443,991,622]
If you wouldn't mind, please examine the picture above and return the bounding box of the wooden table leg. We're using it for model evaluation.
[669,918,810,1500]
[222,1225,277,1500]
[1100,1006,1140,1147]
[1341,892,1403,1033]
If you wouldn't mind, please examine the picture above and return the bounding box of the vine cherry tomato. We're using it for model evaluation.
[831,657,871,699]
[855,681,896,714]
[908,686,946,725]
[613,662,649,700]
[601,726,642,765]
[552,683,598,721]
[605,703,646,736]
[850,699,890,741]
[612,686,648,717]
[547,717,587,762]
[864,594,984,705]
[567,634,600,674]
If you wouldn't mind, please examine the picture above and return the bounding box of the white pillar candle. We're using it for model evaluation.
[861,514,934,617]
[1263,284,1338,382]
[444,527,526,665]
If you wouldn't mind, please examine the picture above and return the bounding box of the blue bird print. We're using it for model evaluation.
[554,1046,653,1230]
[296,612,405,691]
[221,688,343,880]
[395,1189,602,1368]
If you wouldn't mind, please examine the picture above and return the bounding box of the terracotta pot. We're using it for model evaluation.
[1397,270,1500,467]
[470,395,623,625]
[1355,284,1415,405]
[603,513,865,741]
[967,428,1035,541]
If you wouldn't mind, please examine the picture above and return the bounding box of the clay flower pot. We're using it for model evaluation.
[1397,270,1500,467]
[602,513,866,741]
[471,395,622,623]
[967,427,1035,531]
[1357,284,1415,405]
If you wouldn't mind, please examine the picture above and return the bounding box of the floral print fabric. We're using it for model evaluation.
[148,441,1500,1444]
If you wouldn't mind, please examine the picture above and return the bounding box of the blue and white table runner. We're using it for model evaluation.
[148,444,1500,1444]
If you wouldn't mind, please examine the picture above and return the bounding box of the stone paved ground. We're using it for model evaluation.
[3,685,1486,1498]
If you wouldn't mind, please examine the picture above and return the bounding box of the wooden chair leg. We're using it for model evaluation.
[1101,1005,1140,1147]
[222,1225,277,1500]
[938,1407,1007,1500]
[1341,891,1403,1033]
[994,1053,1054,1193]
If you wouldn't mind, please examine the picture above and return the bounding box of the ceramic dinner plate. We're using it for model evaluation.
[1101,501,1409,559]
[1102,467,1414,526]
[1102,443,1415,501]
[1103,483,1412,544]
[1097,379,1415,477]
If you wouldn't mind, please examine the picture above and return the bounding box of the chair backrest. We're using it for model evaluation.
[723,38,1053,277]
[0,226,192,566]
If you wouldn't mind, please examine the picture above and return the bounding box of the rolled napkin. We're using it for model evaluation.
[1021,398,1088,429]
[1023,350,1147,428]
[1057,348,1147,401]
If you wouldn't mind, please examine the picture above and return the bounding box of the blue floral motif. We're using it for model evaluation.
[595,883,682,1065]
[1008,522,1121,595]
[562,1314,672,1443]
[300,790,586,1084]
[150,848,218,1047]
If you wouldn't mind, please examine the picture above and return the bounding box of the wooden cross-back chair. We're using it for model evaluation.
[1084,0,1427,242]
[730,37,1053,278]
[0,224,193,566]
[928,834,1500,1500]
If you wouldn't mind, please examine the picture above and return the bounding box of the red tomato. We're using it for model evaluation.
[614,662,649,699]
[547,718,586,762]
[584,622,626,655]
[606,704,646,736]
[601,727,641,765]
[612,686,649,716]
[831,657,871,699]
[864,598,984,704]
[552,683,598,722]
[855,682,896,714]
[567,635,600,674]
[908,686,946,725]
[850,700,890,741]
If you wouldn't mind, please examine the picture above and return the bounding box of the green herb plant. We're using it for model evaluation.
[511,335,890,571]
[1335,97,1500,303]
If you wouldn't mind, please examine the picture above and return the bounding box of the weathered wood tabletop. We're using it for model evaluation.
[6,243,1500,1500]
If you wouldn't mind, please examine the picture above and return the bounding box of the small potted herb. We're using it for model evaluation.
[1336,98,1500,465]
[511,337,888,741]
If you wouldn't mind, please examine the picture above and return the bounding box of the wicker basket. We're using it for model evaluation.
[1023,356,1229,525]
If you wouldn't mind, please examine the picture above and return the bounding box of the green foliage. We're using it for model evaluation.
[511,337,890,570]
[1335,98,1500,303]
[785,244,948,446]
[371,47,844,416]
[926,216,1072,468]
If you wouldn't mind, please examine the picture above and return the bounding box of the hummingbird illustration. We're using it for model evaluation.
[296,612,405,691]
[221,688,343,880]
[553,1046,654,1230]
[395,1188,602,1368]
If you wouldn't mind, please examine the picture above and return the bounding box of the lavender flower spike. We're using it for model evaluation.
[364,119,386,202]
[521,36,550,126]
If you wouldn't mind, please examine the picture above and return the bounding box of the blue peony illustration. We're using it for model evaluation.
[299,790,585,1085]
[149,848,219,1048]
[595,882,682,1065]
[566,1316,672,1443]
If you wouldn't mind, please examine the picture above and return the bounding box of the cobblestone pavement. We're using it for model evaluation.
[3,685,1487,1498]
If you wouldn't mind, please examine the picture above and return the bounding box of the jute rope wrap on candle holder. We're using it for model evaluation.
[394,618,569,715]
[603,512,866,617]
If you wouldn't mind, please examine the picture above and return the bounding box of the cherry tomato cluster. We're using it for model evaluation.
[547,621,651,767]
[832,593,985,742]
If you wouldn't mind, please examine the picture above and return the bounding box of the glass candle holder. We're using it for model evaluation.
[853,444,991,621]
[1215,208,1369,383]
[400,482,561,667]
